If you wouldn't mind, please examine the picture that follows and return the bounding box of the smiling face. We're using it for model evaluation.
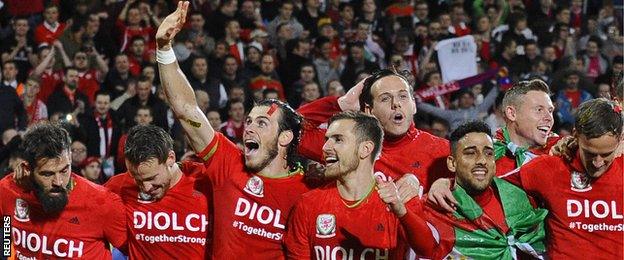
[449,132,496,195]
[365,76,416,138]
[577,133,621,178]
[322,119,360,179]
[242,106,284,172]
[507,90,554,146]
[126,154,175,201]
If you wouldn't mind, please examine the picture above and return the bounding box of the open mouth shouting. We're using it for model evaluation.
[324,154,339,167]
[244,139,260,156]
[537,125,551,137]
[391,112,405,125]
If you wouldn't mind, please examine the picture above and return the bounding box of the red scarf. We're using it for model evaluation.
[95,112,113,157]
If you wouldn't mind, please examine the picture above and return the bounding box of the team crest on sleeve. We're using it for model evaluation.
[570,171,592,192]
[137,191,155,204]
[14,198,30,222]
[316,214,336,238]
[244,176,264,198]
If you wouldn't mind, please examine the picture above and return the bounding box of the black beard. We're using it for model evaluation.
[35,185,68,214]
[245,138,279,172]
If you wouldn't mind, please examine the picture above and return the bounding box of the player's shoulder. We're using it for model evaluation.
[526,154,567,168]
[0,173,21,194]
[299,183,335,202]
[414,129,450,149]
[74,174,123,201]
[103,172,134,193]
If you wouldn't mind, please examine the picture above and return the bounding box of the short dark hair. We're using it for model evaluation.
[574,98,623,139]
[587,35,603,49]
[449,121,492,155]
[124,125,173,165]
[328,111,384,162]
[136,105,153,115]
[256,99,303,168]
[63,66,78,74]
[502,79,551,111]
[130,35,146,44]
[95,90,111,100]
[20,123,71,169]
[262,88,279,98]
[359,69,413,111]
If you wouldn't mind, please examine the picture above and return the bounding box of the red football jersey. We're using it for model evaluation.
[298,96,452,192]
[77,69,100,104]
[104,164,211,259]
[196,133,313,259]
[495,133,561,176]
[0,173,127,259]
[285,183,432,259]
[502,154,624,259]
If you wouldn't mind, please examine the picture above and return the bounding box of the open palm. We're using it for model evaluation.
[155,1,189,48]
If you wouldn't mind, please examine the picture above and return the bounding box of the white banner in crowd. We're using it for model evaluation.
[435,35,478,83]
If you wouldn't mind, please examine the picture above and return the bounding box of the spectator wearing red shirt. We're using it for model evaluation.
[221,99,245,143]
[4,0,44,18]
[47,66,91,117]
[30,46,63,103]
[224,20,245,65]
[34,4,66,45]
[126,36,150,76]
[449,3,471,36]
[116,1,155,53]
[249,54,286,100]
[72,49,109,104]
[21,78,48,126]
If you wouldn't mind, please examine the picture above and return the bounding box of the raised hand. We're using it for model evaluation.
[155,1,189,49]
[338,76,368,111]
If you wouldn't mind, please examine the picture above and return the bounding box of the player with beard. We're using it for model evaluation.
[298,69,451,193]
[285,112,437,259]
[0,123,127,259]
[104,125,211,259]
[493,79,559,175]
[415,121,548,259]
[429,98,623,259]
[155,2,313,258]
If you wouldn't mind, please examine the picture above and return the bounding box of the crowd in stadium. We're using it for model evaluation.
[0,0,622,259]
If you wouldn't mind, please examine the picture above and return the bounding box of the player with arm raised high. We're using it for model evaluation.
[156,2,313,259]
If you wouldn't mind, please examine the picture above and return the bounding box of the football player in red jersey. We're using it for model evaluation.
[415,121,547,259]
[156,2,313,259]
[494,79,559,175]
[286,112,436,259]
[429,98,623,259]
[105,125,211,259]
[0,123,127,259]
[298,69,451,193]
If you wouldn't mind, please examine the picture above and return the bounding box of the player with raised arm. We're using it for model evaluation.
[0,123,127,259]
[298,69,451,193]
[105,125,211,259]
[155,2,312,258]
[428,98,623,259]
